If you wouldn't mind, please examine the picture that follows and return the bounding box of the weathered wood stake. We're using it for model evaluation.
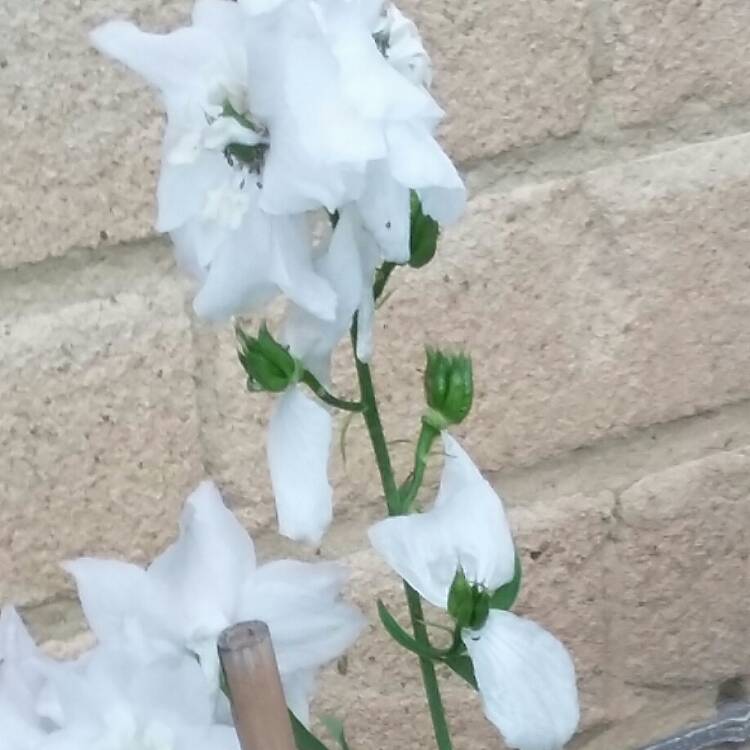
[218,621,297,750]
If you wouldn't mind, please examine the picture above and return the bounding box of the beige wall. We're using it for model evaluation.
[2,1,750,747]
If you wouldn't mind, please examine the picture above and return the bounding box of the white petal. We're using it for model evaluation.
[0,607,35,662]
[357,161,410,263]
[369,434,515,606]
[149,481,256,639]
[267,389,333,544]
[239,560,365,675]
[280,209,364,381]
[281,668,316,726]
[157,149,228,233]
[464,611,579,750]
[62,559,177,652]
[418,185,467,226]
[368,508,459,609]
[90,21,213,97]
[356,284,375,362]
[436,434,516,592]
[386,122,464,192]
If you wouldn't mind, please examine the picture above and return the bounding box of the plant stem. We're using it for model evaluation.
[301,371,363,412]
[350,315,453,750]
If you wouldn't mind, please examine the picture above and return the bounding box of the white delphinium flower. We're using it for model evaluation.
[368,434,580,750]
[91,0,361,322]
[64,481,365,724]
[38,647,239,750]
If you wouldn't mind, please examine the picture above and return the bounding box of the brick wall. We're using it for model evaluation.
[2,1,749,747]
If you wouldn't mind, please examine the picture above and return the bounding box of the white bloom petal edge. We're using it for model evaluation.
[267,388,333,545]
[463,610,579,750]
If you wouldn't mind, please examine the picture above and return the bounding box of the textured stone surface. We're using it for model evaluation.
[510,493,614,730]
[366,133,750,475]
[401,0,593,163]
[611,450,750,687]
[0,1,188,268]
[600,0,750,127]
[0,243,204,605]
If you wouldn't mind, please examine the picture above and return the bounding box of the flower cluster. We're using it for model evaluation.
[92,0,465,547]
[1,482,364,750]
[3,2,581,750]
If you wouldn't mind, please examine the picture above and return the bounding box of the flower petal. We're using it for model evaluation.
[367,506,458,609]
[267,389,333,544]
[149,481,256,639]
[435,433,515,592]
[463,610,579,750]
[90,21,214,98]
[357,160,411,263]
[62,558,178,656]
[240,560,365,676]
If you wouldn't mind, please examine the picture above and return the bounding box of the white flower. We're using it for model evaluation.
[64,481,365,724]
[368,434,579,750]
[38,647,239,750]
[91,0,341,322]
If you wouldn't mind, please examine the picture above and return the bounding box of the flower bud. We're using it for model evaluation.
[448,569,490,630]
[423,348,473,426]
[236,323,300,393]
[409,191,439,269]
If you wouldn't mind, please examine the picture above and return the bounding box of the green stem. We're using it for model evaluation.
[301,371,363,412]
[404,583,455,750]
[351,315,453,750]
[399,421,440,513]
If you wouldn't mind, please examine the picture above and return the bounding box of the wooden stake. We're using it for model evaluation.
[218,621,297,750]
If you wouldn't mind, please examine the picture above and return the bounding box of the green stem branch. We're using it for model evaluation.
[301,371,363,412]
[351,315,453,750]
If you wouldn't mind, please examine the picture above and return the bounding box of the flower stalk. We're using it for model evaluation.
[351,314,454,750]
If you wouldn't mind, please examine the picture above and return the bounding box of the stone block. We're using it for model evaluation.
[0,243,204,605]
[611,450,750,687]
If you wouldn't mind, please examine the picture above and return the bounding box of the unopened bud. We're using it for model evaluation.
[236,323,300,393]
[409,191,439,269]
[423,348,473,426]
[448,569,490,631]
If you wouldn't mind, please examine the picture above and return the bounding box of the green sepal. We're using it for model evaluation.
[290,711,330,750]
[447,569,490,630]
[443,653,478,690]
[321,716,351,750]
[376,600,447,660]
[409,191,440,269]
[489,552,522,611]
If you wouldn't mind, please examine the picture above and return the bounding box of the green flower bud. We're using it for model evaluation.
[448,569,490,630]
[409,191,439,269]
[423,348,473,426]
[236,323,300,393]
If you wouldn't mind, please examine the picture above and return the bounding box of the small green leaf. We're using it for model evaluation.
[489,552,522,611]
[409,191,440,269]
[376,600,445,660]
[290,711,330,750]
[321,715,351,750]
[443,654,478,690]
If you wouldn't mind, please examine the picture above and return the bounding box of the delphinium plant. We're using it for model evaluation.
[0,2,579,750]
